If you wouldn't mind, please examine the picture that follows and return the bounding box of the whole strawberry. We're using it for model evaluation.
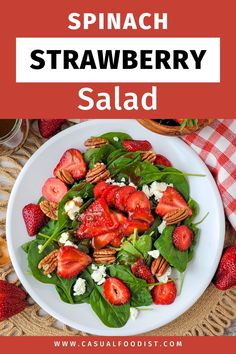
[213,246,236,290]
[38,119,65,138]
[22,203,47,236]
[0,280,27,321]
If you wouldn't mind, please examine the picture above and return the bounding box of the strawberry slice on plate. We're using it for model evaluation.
[93,181,109,199]
[110,234,124,248]
[155,186,192,218]
[22,203,47,236]
[122,140,152,152]
[57,246,92,279]
[130,209,154,224]
[125,191,150,213]
[131,258,155,284]
[103,277,130,305]
[172,225,194,251]
[154,154,172,167]
[54,148,87,180]
[122,219,150,236]
[151,281,177,305]
[42,177,68,203]
[106,186,120,207]
[114,186,136,211]
[91,230,120,250]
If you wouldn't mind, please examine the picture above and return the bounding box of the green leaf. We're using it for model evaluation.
[90,285,130,328]
[109,265,152,307]
[160,167,190,201]
[154,226,189,273]
[134,234,152,260]
[73,270,95,304]
[184,198,199,225]
[100,132,132,149]
[83,144,115,168]
[108,152,141,177]
[21,240,34,254]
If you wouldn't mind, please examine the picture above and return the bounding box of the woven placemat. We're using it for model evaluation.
[0,121,236,336]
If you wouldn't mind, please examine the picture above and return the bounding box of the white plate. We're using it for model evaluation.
[6,119,225,336]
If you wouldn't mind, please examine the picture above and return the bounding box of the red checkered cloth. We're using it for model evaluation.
[182,119,236,231]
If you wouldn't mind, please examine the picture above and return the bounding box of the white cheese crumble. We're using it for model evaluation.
[64,197,83,220]
[158,220,167,234]
[91,265,107,285]
[47,274,52,279]
[73,278,86,296]
[130,307,139,320]
[64,240,78,248]
[113,136,119,142]
[156,266,172,283]
[59,232,70,244]
[142,182,173,201]
[38,245,43,252]
[148,250,160,259]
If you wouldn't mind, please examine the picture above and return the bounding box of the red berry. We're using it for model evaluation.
[151,281,177,305]
[91,230,120,250]
[57,246,92,279]
[110,234,123,248]
[42,177,68,203]
[54,148,87,180]
[155,186,192,218]
[94,181,109,199]
[122,140,152,152]
[154,154,172,167]
[122,219,150,237]
[213,246,236,290]
[0,280,27,321]
[125,191,150,213]
[106,186,120,207]
[114,186,136,211]
[103,277,130,305]
[131,258,155,284]
[38,119,65,138]
[172,225,194,251]
[130,209,154,224]
[22,203,47,236]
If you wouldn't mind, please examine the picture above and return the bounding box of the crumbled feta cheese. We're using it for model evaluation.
[142,185,151,198]
[91,265,107,285]
[129,182,137,189]
[156,266,172,283]
[47,274,52,279]
[64,240,78,248]
[73,278,86,296]
[105,178,114,184]
[158,220,167,234]
[91,264,98,271]
[38,245,43,252]
[113,137,119,142]
[59,232,70,244]
[130,307,139,320]
[112,181,126,187]
[121,177,126,182]
[64,197,83,220]
[148,250,160,259]
[142,182,173,201]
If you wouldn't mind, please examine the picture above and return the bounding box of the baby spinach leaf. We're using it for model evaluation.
[90,285,130,328]
[100,132,132,149]
[109,265,152,307]
[184,198,199,225]
[154,226,189,273]
[108,153,141,177]
[160,167,190,201]
[73,270,95,304]
[134,234,152,260]
[21,240,34,254]
[55,277,76,304]
[83,144,115,168]
[116,249,137,266]
[188,224,199,261]
[107,149,126,164]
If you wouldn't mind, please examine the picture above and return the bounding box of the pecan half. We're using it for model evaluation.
[40,200,58,220]
[163,208,190,225]
[93,248,116,264]
[56,169,74,185]
[141,150,156,163]
[38,250,59,275]
[151,255,169,277]
[85,137,108,149]
[86,162,110,184]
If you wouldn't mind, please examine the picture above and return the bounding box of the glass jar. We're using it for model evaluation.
[0,119,29,156]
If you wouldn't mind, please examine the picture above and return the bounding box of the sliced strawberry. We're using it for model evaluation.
[131,258,155,284]
[57,246,92,279]
[122,140,152,152]
[106,186,120,207]
[130,209,154,224]
[112,211,128,225]
[38,119,65,138]
[101,185,118,200]
[103,277,130,305]
[54,148,86,180]
[22,203,47,236]
[154,154,172,167]
[94,181,109,199]
[0,280,27,321]
[122,219,150,237]
[110,234,123,248]
[42,177,68,203]
[125,191,150,213]
[172,225,194,251]
[114,186,136,211]
[91,230,120,250]
[151,281,177,305]
[155,186,192,218]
